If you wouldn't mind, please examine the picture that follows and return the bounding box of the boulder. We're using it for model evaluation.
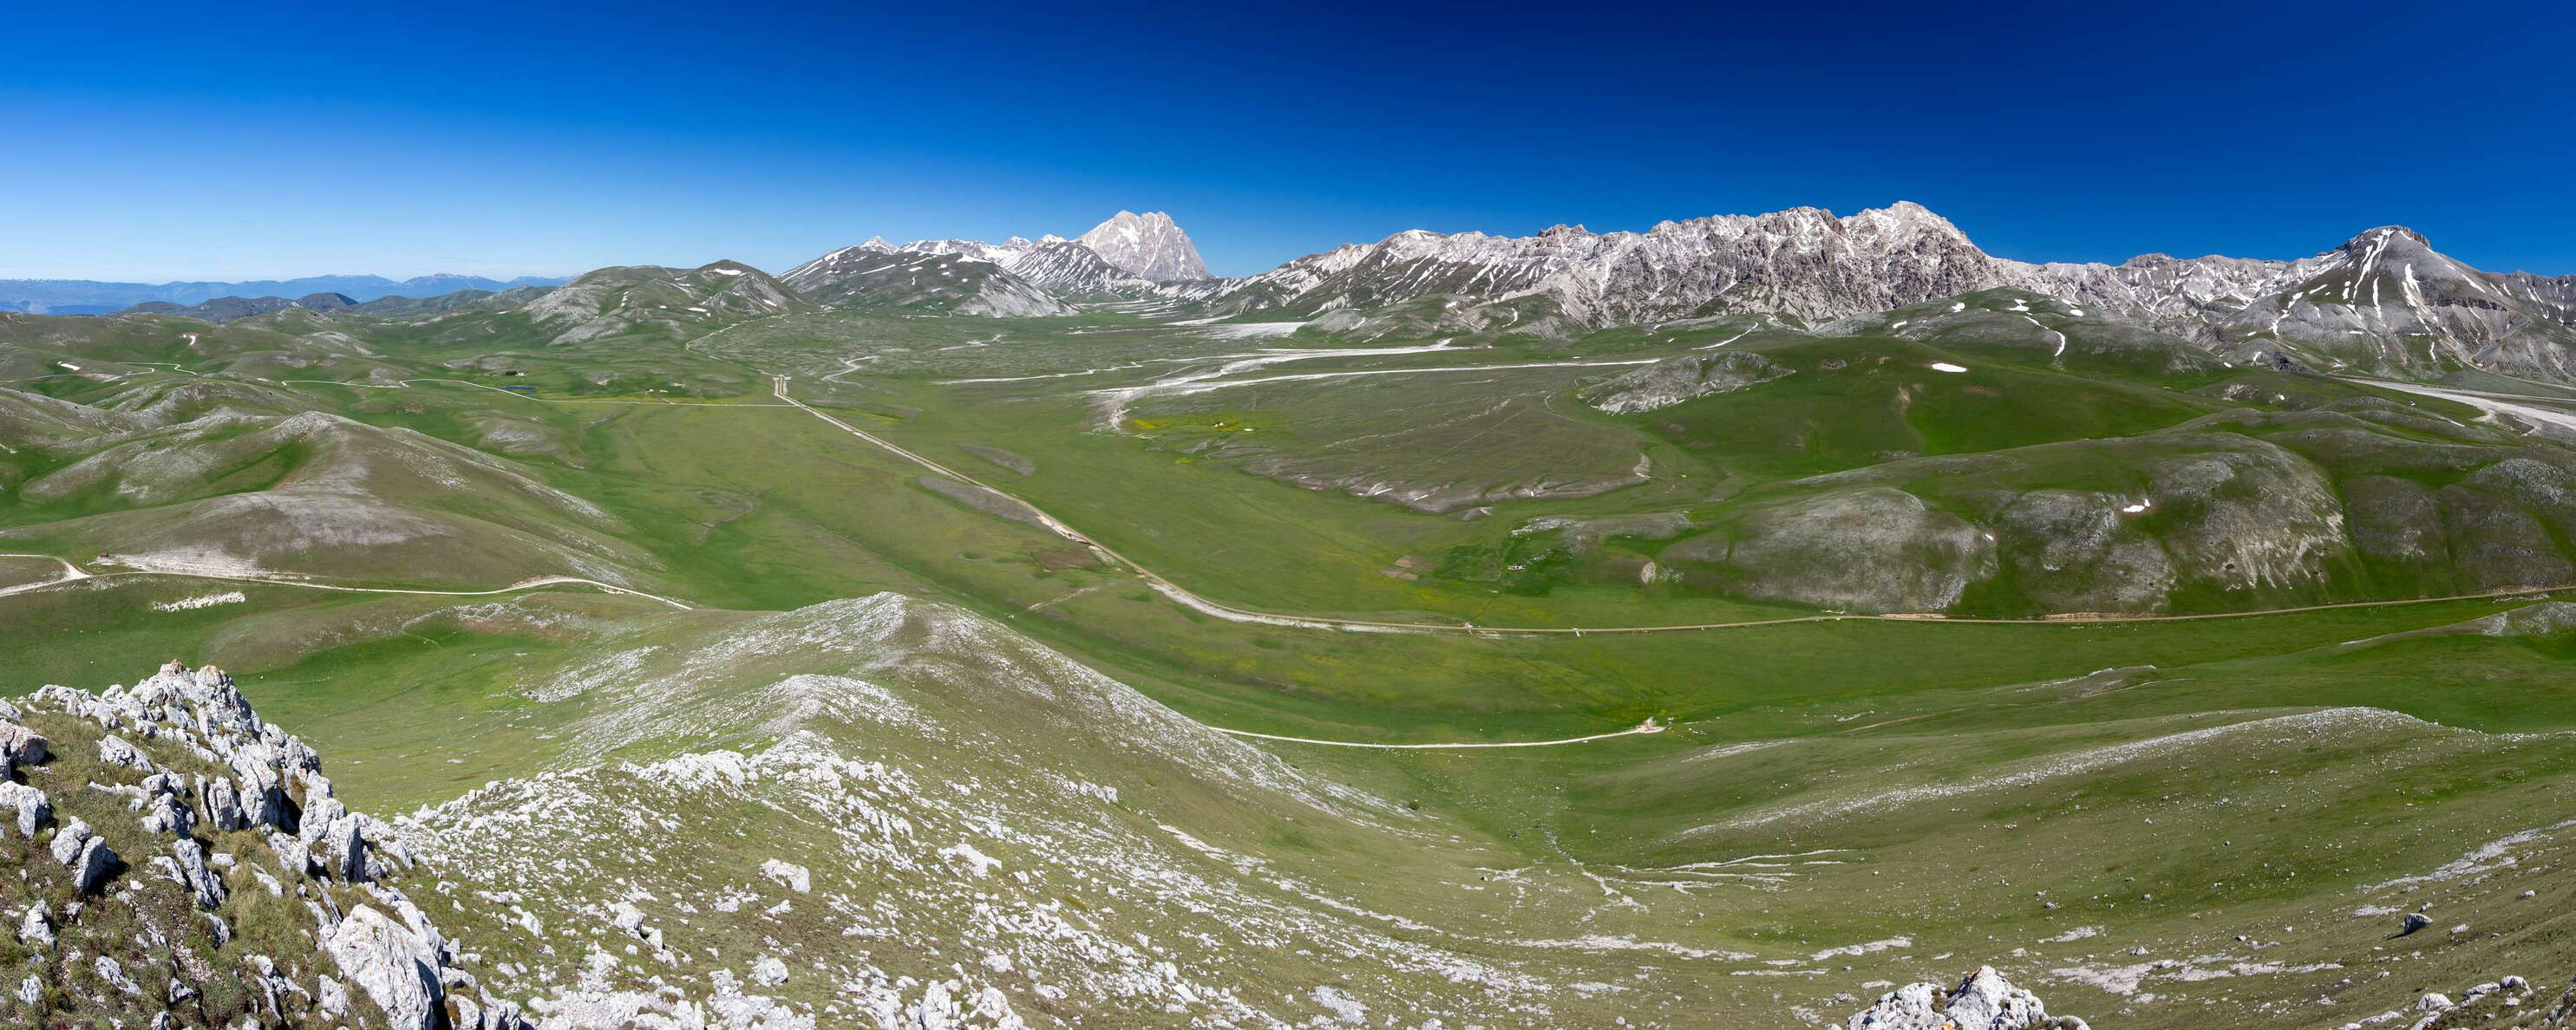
[171,838,227,909]
[267,830,317,877]
[0,723,49,772]
[48,817,92,864]
[16,903,52,948]
[95,955,141,996]
[760,858,813,894]
[200,772,245,831]
[324,905,445,1030]
[69,837,119,894]
[323,813,369,882]
[97,734,155,772]
[141,785,194,838]
[0,781,50,838]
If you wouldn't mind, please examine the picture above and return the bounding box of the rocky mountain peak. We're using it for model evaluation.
[1841,200,1975,245]
[2343,225,2430,251]
[1076,211,1210,282]
[2331,225,2457,275]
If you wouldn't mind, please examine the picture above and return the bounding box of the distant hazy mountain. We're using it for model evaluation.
[0,273,567,315]
[121,292,362,323]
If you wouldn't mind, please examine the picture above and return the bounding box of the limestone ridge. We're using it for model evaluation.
[2,661,528,1030]
[1193,204,2576,381]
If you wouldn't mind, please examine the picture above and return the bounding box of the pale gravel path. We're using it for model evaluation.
[0,553,690,609]
[2350,376,2576,434]
[1210,720,1666,749]
[0,552,90,598]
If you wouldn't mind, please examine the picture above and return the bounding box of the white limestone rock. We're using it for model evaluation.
[0,780,50,838]
[324,904,446,1030]
[46,818,91,864]
[170,838,227,909]
[0,722,49,772]
[69,837,120,894]
[16,903,52,948]
[97,733,156,771]
[1848,966,2083,1030]
[759,858,812,894]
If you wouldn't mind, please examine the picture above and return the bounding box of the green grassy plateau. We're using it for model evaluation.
[3,285,2573,1028]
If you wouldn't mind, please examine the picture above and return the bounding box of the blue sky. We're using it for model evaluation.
[7,0,2574,281]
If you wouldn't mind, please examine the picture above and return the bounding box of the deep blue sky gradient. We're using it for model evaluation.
[7,0,2574,280]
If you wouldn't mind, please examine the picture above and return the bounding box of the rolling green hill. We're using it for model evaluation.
[5,265,2576,1028]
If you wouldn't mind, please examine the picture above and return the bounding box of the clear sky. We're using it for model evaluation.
[8,0,2574,281]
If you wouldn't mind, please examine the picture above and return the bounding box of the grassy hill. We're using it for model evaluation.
[5,283,2576,1026]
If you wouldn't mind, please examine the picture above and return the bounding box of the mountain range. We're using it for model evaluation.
[767,203,2576,385]
[1184,203,2576,381]
[36,203,2576,385]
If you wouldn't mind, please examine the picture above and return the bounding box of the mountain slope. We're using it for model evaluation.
[1000,238,1163,298]
[782,211,1212,315]
[515,260,812,344]
[778,246,1074,316]
[0,406,659,590]
[1203,203,2006,325]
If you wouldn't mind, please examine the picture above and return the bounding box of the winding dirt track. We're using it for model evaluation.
[1211,720,1666,749]
[0,553,690,610]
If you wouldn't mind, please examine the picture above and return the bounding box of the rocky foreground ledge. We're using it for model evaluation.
[1,661,522,1029]
[3,660,2567,1028]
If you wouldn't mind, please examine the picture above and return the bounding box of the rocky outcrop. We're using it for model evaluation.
[2359,969,2576,1028]
[1579,349,1794,414]
[1847,966,2087,1030]
[1664,486,1998,612]
[324,905,446,1030]
[0,661,526,1029]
